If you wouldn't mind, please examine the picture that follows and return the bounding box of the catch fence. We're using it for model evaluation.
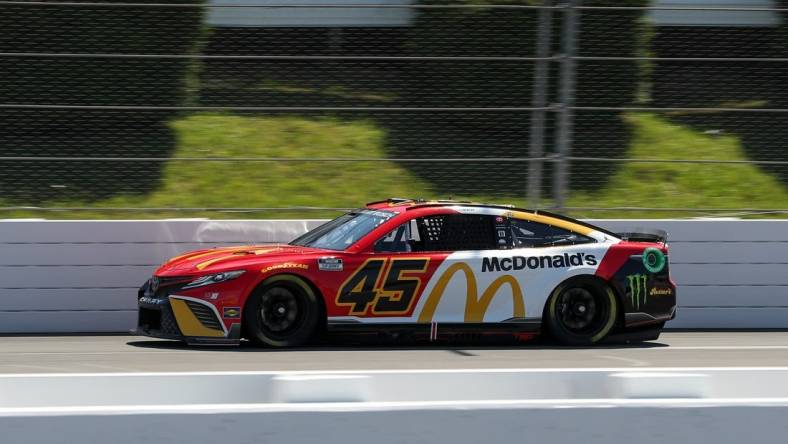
[2,0,787,218]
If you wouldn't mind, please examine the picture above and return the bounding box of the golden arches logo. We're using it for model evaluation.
[417,262,525,323]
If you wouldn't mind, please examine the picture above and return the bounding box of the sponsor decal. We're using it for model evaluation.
[206,292,220,300]
[337,258,430,315]
[495,219,510,248]
[260,262,309,274]
[626,273,648,309]
[138,296,167,306]
[626,274,672,310]
[223,307,241,318]
[642,247,666,273]
[481,253,597,272]
[364,209,396,219]
[418,262,525,323]
[650,287,673,296]
[318,257,343,271]
[337,259,533,322]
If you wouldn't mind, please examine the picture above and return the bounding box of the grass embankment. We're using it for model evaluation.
[3,112,787,219]
[568,113,788,218]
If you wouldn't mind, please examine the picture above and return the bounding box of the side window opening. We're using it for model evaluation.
[418,214,498,251]
[374,214,501,253]
[510,219,594,248]
[374,214,510,253]
[374,222,411,253]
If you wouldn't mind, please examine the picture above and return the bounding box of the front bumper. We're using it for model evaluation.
[136,279,241,345]
[137,294,184,340]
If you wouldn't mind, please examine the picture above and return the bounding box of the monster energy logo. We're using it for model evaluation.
[627,274,649,310]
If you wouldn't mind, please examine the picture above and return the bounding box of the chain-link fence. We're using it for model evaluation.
[1,0,788,219]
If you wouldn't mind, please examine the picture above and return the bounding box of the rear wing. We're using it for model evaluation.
[616,229,668,244]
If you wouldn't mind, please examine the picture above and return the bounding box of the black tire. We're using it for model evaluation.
[545,277,618,346]
[244,276,320,347]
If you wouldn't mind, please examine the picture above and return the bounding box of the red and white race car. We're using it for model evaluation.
[137,199,676,346]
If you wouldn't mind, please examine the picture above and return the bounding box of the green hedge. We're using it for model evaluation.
[0,1,203,203]
[402,0,649,197]
[572,0,649,189]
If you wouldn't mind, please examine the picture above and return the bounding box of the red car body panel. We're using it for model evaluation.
[137,201,676,344]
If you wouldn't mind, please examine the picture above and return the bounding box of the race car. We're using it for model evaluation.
[136,199,676,346]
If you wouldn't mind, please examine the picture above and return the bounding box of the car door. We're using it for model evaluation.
[332,219,438,320]
[402,212,516,324]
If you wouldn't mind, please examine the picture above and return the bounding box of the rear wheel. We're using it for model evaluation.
[546,278,618,346]
[245,278,320,347]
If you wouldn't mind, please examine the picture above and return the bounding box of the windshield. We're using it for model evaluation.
[289,209,395,251]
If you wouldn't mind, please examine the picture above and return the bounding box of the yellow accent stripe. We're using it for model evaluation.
[169,298,225,338]
[168,247,249,264]
[418,262,525,323]
[195,248,279,270]
[195,255,237,271]
[508,211,594,236]
[167,250,217,263]
[253,248,279,255]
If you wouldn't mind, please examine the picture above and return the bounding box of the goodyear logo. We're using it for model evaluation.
[261,262,309,274]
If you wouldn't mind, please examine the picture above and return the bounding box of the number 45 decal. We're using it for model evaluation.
[336,258,430,316]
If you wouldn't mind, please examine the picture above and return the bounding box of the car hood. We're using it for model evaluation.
[156,244,327,274]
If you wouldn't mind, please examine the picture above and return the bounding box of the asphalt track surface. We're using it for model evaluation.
[0,332,787,373]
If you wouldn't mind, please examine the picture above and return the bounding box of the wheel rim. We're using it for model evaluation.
[259,286,303,334]
[556,287,607,335]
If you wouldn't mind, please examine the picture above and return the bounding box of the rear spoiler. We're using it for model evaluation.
[616,229,668,244]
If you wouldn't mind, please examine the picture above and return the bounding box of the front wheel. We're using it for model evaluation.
[244,278,320,347]
[546,278,618,346]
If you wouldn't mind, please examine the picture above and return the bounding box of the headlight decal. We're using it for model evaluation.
[182,270,245,290]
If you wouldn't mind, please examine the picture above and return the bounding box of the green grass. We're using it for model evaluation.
[3,114,435,219]
[568,113,788,218]
[2,112,787,219]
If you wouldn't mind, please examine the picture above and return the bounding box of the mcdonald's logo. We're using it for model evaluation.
[418,262,525,323]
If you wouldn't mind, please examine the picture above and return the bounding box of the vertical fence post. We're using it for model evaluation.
[553,0,578,211]
[527,0,554,208]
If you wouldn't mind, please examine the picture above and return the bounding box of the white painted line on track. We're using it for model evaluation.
[4,366,788,378]
[4,398,788,417]
[4,345,788,356]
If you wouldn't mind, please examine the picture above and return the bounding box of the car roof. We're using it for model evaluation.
[364,198,618,239]
[365,198,500,212]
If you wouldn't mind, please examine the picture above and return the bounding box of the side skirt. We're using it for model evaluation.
[326,320,543,341]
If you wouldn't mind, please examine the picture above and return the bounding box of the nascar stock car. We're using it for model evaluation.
[137,199,676,347]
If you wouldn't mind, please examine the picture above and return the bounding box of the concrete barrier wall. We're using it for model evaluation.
[3,368,788,444]
[0,220,324,333]
[0,219,785,333]
[4,368,788,407]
